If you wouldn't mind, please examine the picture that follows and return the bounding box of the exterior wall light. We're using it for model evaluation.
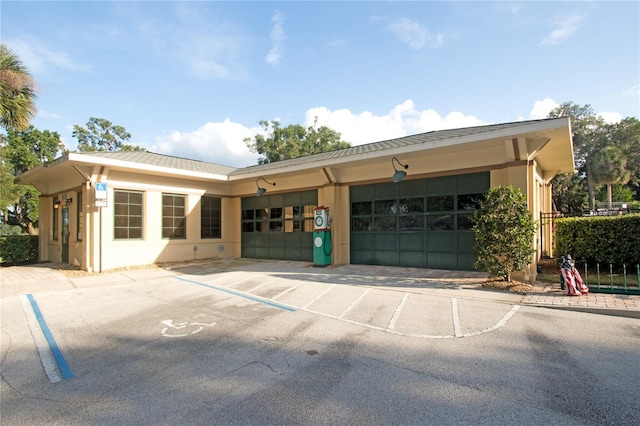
[53,201,61,209]
[65,198,73,206]
[392,157,409,183]
[256,177,276,197]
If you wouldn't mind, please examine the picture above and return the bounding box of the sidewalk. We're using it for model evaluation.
[520,282,640,318]
[1,261,638,318]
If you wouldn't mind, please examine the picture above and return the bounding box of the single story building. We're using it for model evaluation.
[17,117,575,279]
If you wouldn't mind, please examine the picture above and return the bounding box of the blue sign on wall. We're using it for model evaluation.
[95,182,108,200]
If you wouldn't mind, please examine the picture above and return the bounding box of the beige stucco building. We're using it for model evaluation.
[17,118,575,279]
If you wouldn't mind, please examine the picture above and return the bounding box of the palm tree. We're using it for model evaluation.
[0,44,37,131]
[589,145,631,209]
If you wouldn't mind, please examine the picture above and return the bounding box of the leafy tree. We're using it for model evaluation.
[589,145,631,209]
[472,185,536,282]
[551,173,588,213]
[608,117,640,187]
[0,127,65,234]
[548,104,640,213]
[595,184,635,204]
[4,126,65,174]
[0,44,37,131]
[0,153,40,234]
[244,118,350,164]
[548,102,608,212]
[73,117,143,152]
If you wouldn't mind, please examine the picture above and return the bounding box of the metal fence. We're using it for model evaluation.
[560,262,640,295]
[540,209,639,295]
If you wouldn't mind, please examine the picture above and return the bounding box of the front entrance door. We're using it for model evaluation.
[61,206,69,262]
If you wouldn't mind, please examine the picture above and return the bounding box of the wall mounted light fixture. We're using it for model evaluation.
[53,201,61,209]
[391,157,409,183]
[65,198,73,206]
[256,177,276,197]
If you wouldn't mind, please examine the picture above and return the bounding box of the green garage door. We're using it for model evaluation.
[350,172,489,271]
[241,190,318,261]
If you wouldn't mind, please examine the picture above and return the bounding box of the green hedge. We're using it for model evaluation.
[555,213,640,264]
[0,235,39,265]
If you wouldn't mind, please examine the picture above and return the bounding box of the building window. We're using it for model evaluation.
[242,204,315,233]
[52,197,59,241]
[201,196,221,239]
[114,190,143,239]
[76,191,83,241]
[162,193,186,239]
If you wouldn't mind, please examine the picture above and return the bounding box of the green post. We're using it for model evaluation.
[610,263,614,290]
[584,263,588,286]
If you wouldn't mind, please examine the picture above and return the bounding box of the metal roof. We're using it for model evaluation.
[18,117,573,187]
[228,118,570,177]
[72,151,237,176]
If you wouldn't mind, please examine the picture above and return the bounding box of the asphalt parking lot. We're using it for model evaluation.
[3,260,519,383]
[2,260,639,425]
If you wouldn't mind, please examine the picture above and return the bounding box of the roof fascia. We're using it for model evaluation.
[66,153,229,181]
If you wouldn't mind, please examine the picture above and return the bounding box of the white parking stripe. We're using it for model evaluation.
[246,276,279,293]
[272,282,303,300]
[458,305,521,337]
[451,298,462,337]
[338,288,371,320]
[301,283,336,309]
[226,275,255,288]
[182,272,521,339]
[387,293,410,330]
[300,304,521,339]
[19,295,61,383]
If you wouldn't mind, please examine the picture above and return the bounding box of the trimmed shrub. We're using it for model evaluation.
[0,235,39,265]
[0,224,25,236]
[472,185,536,282]
[555,213,640,264]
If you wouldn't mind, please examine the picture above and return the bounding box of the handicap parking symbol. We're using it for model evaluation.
[160,319,217,338]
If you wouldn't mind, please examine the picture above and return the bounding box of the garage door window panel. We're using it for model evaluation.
[427,195,454,212]
[374,216,397,232]
[241,190,318,261]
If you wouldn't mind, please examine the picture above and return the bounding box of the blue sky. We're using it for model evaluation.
[3,1,639,167]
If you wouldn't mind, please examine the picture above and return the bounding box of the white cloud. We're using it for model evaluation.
[529,97,559,119]
[146,99,629,168]
[387,19,444,50]
[37,110,64,119]
[117,3,247,80]
[597,112,622,124]
[326,38,345,47]
[144,101,487,167]
[541,15,584,46]
[528,98,625,123]
[623,84,640,97]
[306,100,484,146]
[265,12,286,65]
[4,38,89,75]
[150,119,260,167]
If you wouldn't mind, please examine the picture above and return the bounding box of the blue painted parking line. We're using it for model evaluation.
[174,276,297,312]
[26,294,74,380]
